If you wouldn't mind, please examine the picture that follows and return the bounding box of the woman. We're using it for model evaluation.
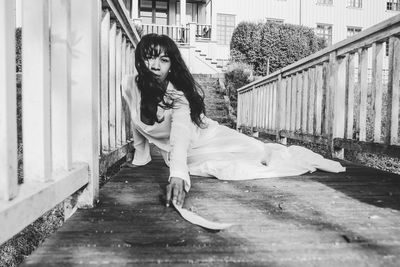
[122,34,345,208]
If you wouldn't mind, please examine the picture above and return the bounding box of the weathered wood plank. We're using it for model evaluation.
[388,37,400,145]
[291,75,297,132]
[371,42,384,143]
[307,68,315,134]
[314,65,323,135]
[0,0,18,200]
[22,0,52,182]
[358,48,369,142]
[286,77,291,131]
[51,0,72,171]
[296,72,303,131]
[100,11,110,152]
[301,70,308,133]
[345,53,356,140]
[22,152,400,266]
[109,22,117,149]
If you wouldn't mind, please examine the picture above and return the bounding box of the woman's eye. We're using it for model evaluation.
[161,58,170,63]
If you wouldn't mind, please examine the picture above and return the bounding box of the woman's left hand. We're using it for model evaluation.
[166,177,186,207]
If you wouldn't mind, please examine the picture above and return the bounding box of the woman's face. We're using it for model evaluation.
[145,51,171,83]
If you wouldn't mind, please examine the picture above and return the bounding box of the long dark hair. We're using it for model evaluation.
[135,33,205,127]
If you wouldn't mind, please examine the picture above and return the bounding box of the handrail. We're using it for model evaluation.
[237,13,400,159]
[0,0,139,246]
[238,13,400,93]
[141,23,190,44]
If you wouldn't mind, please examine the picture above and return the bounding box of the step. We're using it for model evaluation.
[199,54,206,56]
[205,58,212,60]
[195,49,201,52]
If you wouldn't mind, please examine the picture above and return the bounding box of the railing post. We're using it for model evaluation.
[51,0,72,171]
[188,22,197,46]
[22,0,52,182]
[0,0,18,200]
[328,51,345,159]
[70,0,101,207]
[275,74,282,142]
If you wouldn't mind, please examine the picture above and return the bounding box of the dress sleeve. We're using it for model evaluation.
[121,74,151,166]
[168,95,193,192]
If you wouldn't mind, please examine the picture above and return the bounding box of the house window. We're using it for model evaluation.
[316,24,332,45]
[176,1,199,24]
[266,18,284,24]
[347,0,362,8]
[139,0,168,24]
[217,13,235,45]
[316,0,333,5]
[347,26,362,37]
[387,0,400,11]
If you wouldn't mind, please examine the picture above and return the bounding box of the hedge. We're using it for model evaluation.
[230,22,326,76]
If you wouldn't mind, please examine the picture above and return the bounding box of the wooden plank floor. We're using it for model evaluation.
[22,154,400,266]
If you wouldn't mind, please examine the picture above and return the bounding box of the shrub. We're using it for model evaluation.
[224,61,255,116]
[230,21,326,76]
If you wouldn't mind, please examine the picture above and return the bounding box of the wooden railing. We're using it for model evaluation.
[196,24,212,40]
[237,14,400,159]
[141,23,190,44]
[0,0,139,246]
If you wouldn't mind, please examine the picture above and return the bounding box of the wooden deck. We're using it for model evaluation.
[22,152,400,266]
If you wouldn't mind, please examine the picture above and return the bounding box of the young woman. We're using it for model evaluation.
[122,34,345,208]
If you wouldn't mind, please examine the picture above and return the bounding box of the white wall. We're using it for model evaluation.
[211,0,400,48]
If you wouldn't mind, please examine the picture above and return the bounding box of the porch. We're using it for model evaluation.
[22,151,400,266]
[1,0,400,266]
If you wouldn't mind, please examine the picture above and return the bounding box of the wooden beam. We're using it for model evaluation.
[0,0,18,200]
[22,0,52,182]
[0,163,88,246]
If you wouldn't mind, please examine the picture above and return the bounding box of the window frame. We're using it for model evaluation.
[347,0,362,8]
[347,26,362,38]
[316,0,333,5]
[266,18,284,24]
[387,0,400,11]
[216,13,236,45]
[316,23,333,46]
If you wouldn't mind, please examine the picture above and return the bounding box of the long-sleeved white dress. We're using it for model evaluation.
[122,75,345,192]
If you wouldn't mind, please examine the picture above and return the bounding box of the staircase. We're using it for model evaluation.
[193,74,233,128]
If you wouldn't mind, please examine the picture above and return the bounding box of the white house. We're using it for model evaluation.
[127,0,400,74]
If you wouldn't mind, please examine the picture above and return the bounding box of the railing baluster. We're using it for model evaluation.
[116,29,123,146]
[307,68,315,134]
[22,0,52,182]
[301,70,309,133]
[269,84,274,130]
[109,22,117,149]
[291,75,297,132]
[333,55,346,139]
[0,0,18,200]
[100,11,110,152]
[314,64,323,136]
[277,75,285,131]
[51,0,72,171]
[121,37,127,143]
[371,42,384,143]
[387,36,400,145]
[358,48,368,141]
[264,86,268,129]
[321,62,329,136]
[345,53,356,140]
[70,0,100,204]
[296,72,303,131]
[285,77,291,131]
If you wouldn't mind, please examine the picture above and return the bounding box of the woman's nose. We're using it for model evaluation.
[150,59,160,70]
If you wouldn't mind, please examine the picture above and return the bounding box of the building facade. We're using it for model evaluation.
[129,0,400,73]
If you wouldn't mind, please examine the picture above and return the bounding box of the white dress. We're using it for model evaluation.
[122,75,345,192]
